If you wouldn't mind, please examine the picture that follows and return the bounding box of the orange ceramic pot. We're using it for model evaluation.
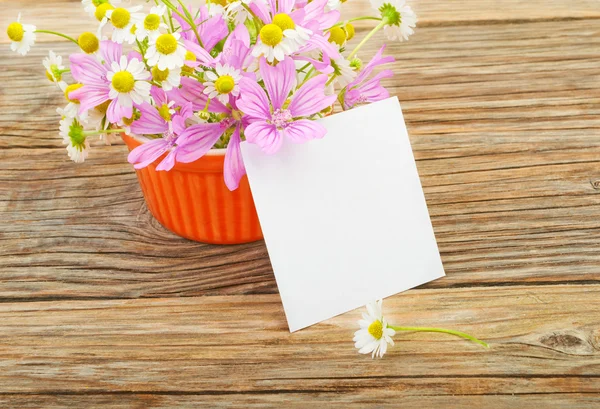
[122,134,263,244]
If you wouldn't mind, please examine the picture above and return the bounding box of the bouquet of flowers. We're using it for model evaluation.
[6,0,416,190]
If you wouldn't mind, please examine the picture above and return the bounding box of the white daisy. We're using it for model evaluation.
[151,65,181,91]
[7,14,36,56]
[59,117,90,163]
[136,5,168,42]
[353,300,396,358]
[104,5,144,44]
[225,0,251,25]
[252,13,311,63]
[146,32,187,70]
[43,50,67,89]
[107,56,152,109]
[330,56,356,87]
[371,0,417,41]
[82,0,121,17]
[326,0,342,10]
[203,63,242,104]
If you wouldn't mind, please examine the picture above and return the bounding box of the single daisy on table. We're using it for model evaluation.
[353,300,395,358]
[82,0,121,17]
[203,63,243,104]
[371,0,417,41]
[43,50,67,89]
[104,5,144,44]
[146,32,187,71]
[6,14,36,56]
[135,5,168,42]
[59,116,90,163]
[151,65,181,92]
[106,56,152,122]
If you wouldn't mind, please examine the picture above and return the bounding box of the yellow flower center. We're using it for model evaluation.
[272,13,295,31]
[158,104,172,121]
[215,75,235,94]
[64,83,84,103]
[212,0,228,6]
[144,14,161,31]
[181,51,196,74]
[328,26,346,46]
[344,23,355,41]
[95,100,111,114]
[111,71,135,93]
[259,24,283,47]
[152,66,169,82]
[7,22,24,42]
[130,24,137,34]
[111,8,131,29]
[368,320,384,340]
[156,33,178,55]
[46,70,55,82]
[78,32,99,54]
[122,115,135,126]
[93,0,109,6]
[151,66,170,82]
[95,3,114,21]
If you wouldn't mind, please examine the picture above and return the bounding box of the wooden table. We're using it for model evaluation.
[1,0,600,407]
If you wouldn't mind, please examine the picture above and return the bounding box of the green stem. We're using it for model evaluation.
[175,0,204,48]
[325,75,336,87]
[34,30,78,45]
[333,16,381,27]
[388,325,489,348]
[347,20,385,59]
[84,128,125,136]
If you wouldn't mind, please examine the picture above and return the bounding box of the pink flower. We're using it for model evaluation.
[173,5,228,51]
[237,57,336,154]
[127,87,193,170]
[69,41,151,123]
[344,46,395,109]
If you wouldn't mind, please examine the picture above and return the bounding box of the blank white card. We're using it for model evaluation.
[240,97,445,332]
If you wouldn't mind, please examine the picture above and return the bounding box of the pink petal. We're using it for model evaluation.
[174,123,225,163]
[128,138,170,169]
[284,119,327,143]
[130,103,167,135]
[250,0,271,24]
[69,54,107,87]
[70,86,110,114]
[99,40,122,66]
[223,125,246,191]
[237,78,271,120]
[260,57,296,110]
[244,121,282,155]
[183,39,215,67]
[155,149,177,171]
[288,75,337,117]
[107,98,131,123]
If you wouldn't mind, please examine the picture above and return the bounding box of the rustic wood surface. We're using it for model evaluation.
[1,0,600,407]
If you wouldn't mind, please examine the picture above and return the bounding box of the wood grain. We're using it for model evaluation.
[1,0,600,407]
[0,287,598,405]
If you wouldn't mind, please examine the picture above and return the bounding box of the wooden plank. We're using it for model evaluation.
[2,0,600,46]
[1,19,600,299]
[0,394,599,409]
[0,286,598,400]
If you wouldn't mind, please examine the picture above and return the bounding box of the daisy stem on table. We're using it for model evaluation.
[348,20,386,59]
[34,30,78,46]
[387,325,489,348]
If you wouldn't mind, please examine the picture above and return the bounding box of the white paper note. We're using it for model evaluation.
[240,97,445,332]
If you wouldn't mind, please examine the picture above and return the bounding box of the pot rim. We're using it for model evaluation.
[128,133,227,156]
